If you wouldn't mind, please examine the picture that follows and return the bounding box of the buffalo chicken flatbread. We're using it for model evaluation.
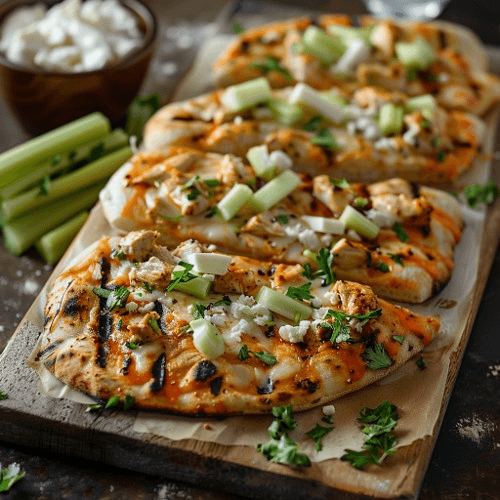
[143,83,485,185]
[37,230,439,415]
[100,146,463,303]
[212,16,500,116]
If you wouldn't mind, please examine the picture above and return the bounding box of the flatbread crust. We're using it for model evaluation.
[100,146,463,303]
[212,16,500,116]
[37,231,439,415]
[142,85,485,185]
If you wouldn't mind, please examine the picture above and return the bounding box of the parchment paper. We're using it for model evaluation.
[27,22,500,463]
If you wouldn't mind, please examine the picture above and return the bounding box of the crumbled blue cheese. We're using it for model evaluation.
[322,404,336,416]
[0,0,144,72]
[278,320,310,343]
[365,208,397,228]
[230,295,271,326]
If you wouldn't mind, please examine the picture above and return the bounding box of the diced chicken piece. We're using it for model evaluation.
[313,175,354,216]
[240,212,287,238]
[370,193,432,225]
[129,256,172,288]
[331,238,370,270]
[370,21,398,60]
[331,279,379,316]
[118,231,161,261]
[126,311,162,343]
[172,239,207,262]
[357,62,407,92]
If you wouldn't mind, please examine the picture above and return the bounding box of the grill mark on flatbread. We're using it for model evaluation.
[258,378,274,395]
[194,360,217,381]
[122,357,132,375]
[150,353,167,392]
[48,279,74,332]
[411,182,420,198]
[96,257,112,368]
[153,301,167,335]
[37,340,62,361]
[210,376,223,396]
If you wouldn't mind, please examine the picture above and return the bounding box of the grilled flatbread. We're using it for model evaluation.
[142,84,485,185]
[37,230,439,415]
[100,146,463,303]
[213,16,500,116]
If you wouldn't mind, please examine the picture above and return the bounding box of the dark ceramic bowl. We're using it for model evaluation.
[0,0,157,135]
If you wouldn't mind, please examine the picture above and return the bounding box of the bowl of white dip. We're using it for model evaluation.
[0,0,157,134]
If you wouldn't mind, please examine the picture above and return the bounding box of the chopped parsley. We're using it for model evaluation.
[213,296,232,307]
[250,55,292,82]
[256,405,310,466]
[392,222,409,243]
[110,249,126,259]
[105,395,120,409]
[329,177,350,189]
[364,343,393,370]
[285,282,314,302]
[0,464,25,492]
[341,401,398,469]
[142,282,153,293]
[388,253,404,266]
[320,308,382,343]
[463,180,499,208]
[306,423,333,451]
[238,344,277,366]
[316,248,336,286]
[301,263,314,280]
[127,341,139,350]
[354,196,369,208]
[192,303,208,319]
[436,150,446,162]
[416,357,426,370]
[231,21,245,34]
[301,115,323,132]
[86,403,102,412]
[167,262,197,292]
[275,214,289,225]
[376,261,390,273]
[181,175,202,201]
[92,286,130,311]
[311,128,340,150]
[432,136,441,148]
[124,395,135,410]
[392,335,405,345]
[0,392,7,400]
[204,206,218,218]
[116,318,122,331]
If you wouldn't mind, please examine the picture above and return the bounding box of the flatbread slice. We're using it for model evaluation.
[212,16,500,116]
[37,230,439,415]
[100,146,463,303]
[142,84,485,185]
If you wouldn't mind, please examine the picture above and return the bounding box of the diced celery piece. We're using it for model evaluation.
[326,24,374,47]
[247,145,293,181]
[267,98,304,126]
[303,249,317,261]
[190,319,225,359]
[320,92,349,108]
[247,145,270,178]
[251,170,301,212]
[289,83,345,124]
[340,205,380,240]
[217,183,253,221]
[301,26,345,66]
[188,253,232,275]
[256,286,312,321]
[35,211,88,265]
[405,94,437,112]
[174,276,212,299]
[379,103,404,136]
[395,37,435,71]
[220,77,272,112]
[300,215,345,235]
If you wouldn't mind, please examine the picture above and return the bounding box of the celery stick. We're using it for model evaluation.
[267,98,303,126]
[326,25,374,47]
[0,129,128,201]
[340,205,380,240]
[0,112,110,190]
[301,26,345,66]
[190,319,224,359]
[174,276,212,299]
[220,78,272,112]
[256,286,312,321]
[1,146,132,222]
[217,183,253,221]
[379,104,404,136]
[250,169,301,213]
[35,211,89,265]
[405,94,436,113]
[3,182,104,256]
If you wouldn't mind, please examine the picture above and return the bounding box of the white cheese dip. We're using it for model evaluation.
[0,0,144,72]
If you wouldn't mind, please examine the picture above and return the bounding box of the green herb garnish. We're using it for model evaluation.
[124,395,135,410]
[148,316,162,334]
[388,253,404,266]
[364,343,393,370]
[238,344,277,366]
[306,423,334,451]
[285,282,314,302]
[301,116,323,132]
[463,180,499,208]
[0,463,25,492]
[231,21,245,34]
[354,196,369,208]
[256,405,310,466]
[0,392,7,400]
[392,335,405,345]
[392,222,409,243]
[105,395,120,409]
[320,308,382,343]
[275,214,289,225]
[329,177,350,189]
[311,128,340,150]
[416,357,426,369]
[316,248,335,286]
[250,56,292,82]
[167,261,197,292]
[341,401,398,469]
[376,262,390,273]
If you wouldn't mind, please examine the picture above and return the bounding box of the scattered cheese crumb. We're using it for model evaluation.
[322,404,336,416]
